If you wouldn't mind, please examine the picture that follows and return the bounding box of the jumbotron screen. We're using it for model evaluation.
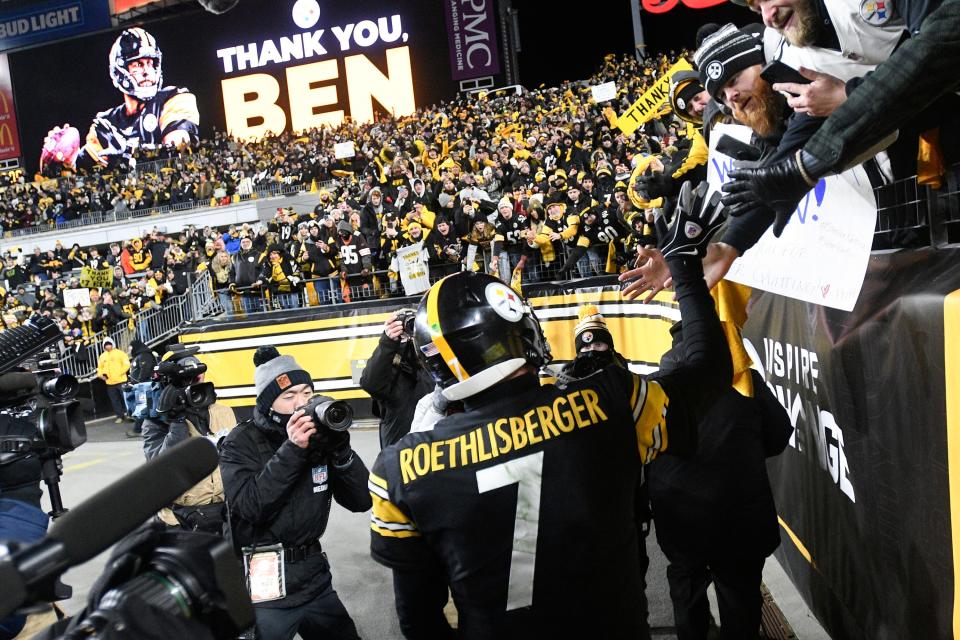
[11,0,506,170]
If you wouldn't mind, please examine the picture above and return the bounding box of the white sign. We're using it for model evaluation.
[590,81,617,103]
[707,124,876,312]
[334,141,356,159]
[396,242,430,295]
[63,288,91,309]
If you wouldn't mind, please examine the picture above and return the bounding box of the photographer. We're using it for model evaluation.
[142,347,235,534]
[124,339,158,439]
[359,310,435,448]
[219,347,370,640]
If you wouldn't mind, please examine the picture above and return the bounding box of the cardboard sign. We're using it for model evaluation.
[707,124,877,311]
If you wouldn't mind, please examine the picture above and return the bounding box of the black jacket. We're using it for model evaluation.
[219,408,371,608]
[647,369,790,562]
[230,250,260,288]
[359,335,435,448]
[129,340,157,383]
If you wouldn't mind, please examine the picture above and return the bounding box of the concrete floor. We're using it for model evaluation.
[40,419,830,639]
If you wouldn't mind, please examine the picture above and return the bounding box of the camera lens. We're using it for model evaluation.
[40,374,79,402]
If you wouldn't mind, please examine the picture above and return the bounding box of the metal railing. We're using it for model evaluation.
[56,281,221,382]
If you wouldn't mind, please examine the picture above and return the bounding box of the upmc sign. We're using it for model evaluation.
[0,54,20,162]
[443,0,501,81]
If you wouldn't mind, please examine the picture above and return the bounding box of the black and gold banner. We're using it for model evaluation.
[743,248,960,640]
[180,281,679,409]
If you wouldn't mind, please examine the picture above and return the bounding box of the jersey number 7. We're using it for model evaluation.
[476,451,544,611]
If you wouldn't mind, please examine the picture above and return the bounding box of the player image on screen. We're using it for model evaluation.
[39,27,200,172]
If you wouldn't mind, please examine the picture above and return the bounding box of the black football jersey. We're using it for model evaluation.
[579,210,629,247]
[493,214,530,248]
[370,367,695,638]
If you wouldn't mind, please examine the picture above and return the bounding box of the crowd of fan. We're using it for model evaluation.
[0,49,703,338]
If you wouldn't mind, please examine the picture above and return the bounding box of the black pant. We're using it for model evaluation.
[105,383,126,419]
[666,553,765,640]
[254,576,360,640]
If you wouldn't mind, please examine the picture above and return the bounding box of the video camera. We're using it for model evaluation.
[0,315,88,519]
[0,439,255,640]
[154,346,217,417]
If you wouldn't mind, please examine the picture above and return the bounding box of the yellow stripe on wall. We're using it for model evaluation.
[180,311,395,343]
[778,515,816,568]
[944,289,960,638]
[188,289,679,407]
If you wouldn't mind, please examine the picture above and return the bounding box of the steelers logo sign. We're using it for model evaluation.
[292,0,321,29]
[142,113,158,133]
[485,282,524,323]
[706,61,723,81]
[581,331,594,344]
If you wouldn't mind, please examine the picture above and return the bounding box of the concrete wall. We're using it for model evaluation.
[1,191,323,254]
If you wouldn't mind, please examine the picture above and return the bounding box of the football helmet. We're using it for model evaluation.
[110,28,163,101]
[413,272,551,401]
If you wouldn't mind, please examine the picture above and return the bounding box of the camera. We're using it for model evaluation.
[299,396,354,433]
[0,315,87,520]
[154,347,217,416]
[0,370,87,457]
[63,528,253,640]
[395,308,417,339]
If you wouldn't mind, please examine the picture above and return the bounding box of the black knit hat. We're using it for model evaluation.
[693,23,765,100]
[253,346,313,415]
[574,305,614,352]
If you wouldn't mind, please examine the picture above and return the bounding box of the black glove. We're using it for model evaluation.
[721,150,824,237]
[656,180,725,259]
[636,172,674,199]
[310,427,352,465]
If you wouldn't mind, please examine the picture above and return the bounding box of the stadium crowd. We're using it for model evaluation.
[1,50,695,335]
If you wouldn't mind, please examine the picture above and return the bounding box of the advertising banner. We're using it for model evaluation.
[443,0,501,80]
[744,248,960,640]
[0,0,110,53]
[0,54,20,161]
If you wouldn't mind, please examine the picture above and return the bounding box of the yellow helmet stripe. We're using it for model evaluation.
[425,278,470,382]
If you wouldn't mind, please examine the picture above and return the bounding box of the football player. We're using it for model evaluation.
[369,182,731,638]
[40,28,199,172]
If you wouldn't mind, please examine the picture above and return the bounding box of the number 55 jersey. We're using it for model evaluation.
[369,366,699,638]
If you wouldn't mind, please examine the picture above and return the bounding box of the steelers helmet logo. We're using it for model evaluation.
[484,282,524,323]
[142,113,158,133]
[292,0,321,29]
[706,61,723,80]
[581,331,594,344]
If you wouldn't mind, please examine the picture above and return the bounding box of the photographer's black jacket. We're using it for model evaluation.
[359,334,435,448]
[219,408,371,609]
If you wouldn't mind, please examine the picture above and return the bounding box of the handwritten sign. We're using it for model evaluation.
[707,124,877,311]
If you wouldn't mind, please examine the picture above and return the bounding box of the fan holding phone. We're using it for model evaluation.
[761,60,848,117]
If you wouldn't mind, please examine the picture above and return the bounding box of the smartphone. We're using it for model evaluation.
[714,134,762,162]
[760,61,811,89]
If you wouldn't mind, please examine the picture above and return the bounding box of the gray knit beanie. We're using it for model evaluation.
[253,346,313,415]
